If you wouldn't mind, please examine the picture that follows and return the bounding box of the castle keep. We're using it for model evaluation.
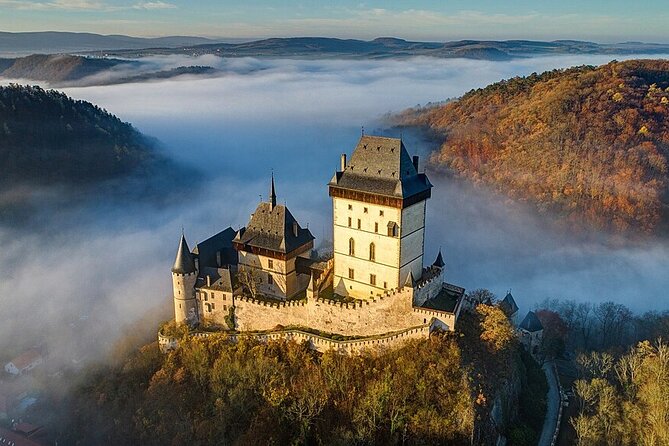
[165,136,465,352]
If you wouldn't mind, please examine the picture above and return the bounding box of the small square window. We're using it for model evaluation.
[348,268,355,279]
[364,207,368,213]
[348,204,352,210]
[379,210,384,216]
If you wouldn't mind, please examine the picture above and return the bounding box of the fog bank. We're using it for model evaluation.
[2,53,669,368]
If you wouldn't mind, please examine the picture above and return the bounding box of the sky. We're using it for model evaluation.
[1,0,669,43]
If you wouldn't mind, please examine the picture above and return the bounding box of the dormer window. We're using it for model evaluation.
[387,222,398,237]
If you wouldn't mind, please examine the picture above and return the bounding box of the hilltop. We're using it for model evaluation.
[0,84,161,187]
[393,60,669,235]
[0,54,218,86]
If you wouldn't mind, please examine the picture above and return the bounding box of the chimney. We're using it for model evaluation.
[340,153,347,171]
[206,275,211,287]
[412,155,419,172]
[293,221,299,237]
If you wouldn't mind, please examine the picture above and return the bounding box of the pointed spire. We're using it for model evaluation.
[404,270,415,288]
[269,171,277,210]
[433,249,445,268]
[172,233,196,274]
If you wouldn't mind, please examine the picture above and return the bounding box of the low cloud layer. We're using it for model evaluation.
[1,53,668,368]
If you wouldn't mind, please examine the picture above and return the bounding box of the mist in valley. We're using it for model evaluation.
[1,52,669,372]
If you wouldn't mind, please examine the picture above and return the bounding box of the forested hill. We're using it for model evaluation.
[394,60,669,235]
[0,84,158,187]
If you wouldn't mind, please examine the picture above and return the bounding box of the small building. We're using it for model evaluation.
[0,426,46,446]
[499,292,519,318]
[518,311,544,354]
[4,350,43,376]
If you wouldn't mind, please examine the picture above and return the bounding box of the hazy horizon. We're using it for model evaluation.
[1,1,669,43]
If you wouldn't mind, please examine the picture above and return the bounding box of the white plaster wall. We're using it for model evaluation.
[333,196,402,297]
[173,272,197,323]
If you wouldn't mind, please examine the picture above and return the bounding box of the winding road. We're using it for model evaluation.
[538,360,560,446]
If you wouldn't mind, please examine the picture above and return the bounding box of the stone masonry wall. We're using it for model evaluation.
[160,321,433,354]
[227,284,454,337]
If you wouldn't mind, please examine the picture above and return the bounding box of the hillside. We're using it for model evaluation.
[0,84,158,187]
[393,60,669,235]
[41,304,521,445]
[0,54,219,85]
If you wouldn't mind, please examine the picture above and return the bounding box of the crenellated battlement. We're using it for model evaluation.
[160,319,437,354]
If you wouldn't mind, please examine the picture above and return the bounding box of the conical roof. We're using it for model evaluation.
[433,249,445,268]
[172,233,196,274]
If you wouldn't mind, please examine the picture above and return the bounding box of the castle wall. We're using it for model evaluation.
[220,285,454,337]
[412,268,444,306]
[161,322,434,354]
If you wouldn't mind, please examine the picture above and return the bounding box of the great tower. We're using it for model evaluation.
[328,136,432,299]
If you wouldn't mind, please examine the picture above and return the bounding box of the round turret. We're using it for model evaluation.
[172,233,198,324]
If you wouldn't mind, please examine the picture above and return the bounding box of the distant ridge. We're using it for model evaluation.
[94,36,669,60]
[0,31,227,56]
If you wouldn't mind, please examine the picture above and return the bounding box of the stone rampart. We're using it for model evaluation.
[162,321,433,354]
[232,284,440,336]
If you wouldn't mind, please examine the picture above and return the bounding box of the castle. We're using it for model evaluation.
[165,135,466,352]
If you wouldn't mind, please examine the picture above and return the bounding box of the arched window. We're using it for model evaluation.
[349,238,355,256]
[369,243,375,261]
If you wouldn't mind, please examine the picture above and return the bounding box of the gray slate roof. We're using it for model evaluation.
[519,311,544,332]
[329,135,432,198]
[419,282,465,313]
[197,266,233,292]
[500,292,519,316]
[195,227,238,268]
[172,234,196,274]
[234,202,314,254]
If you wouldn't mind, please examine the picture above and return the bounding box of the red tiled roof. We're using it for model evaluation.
[8,349,42,371]
[0,427,44,446]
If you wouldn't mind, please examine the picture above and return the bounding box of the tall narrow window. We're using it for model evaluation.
[370,274,376,286]
[348,217,352,227]
[268,274,273,285]
[348,268,355,279]
[374,222,378,233]
[268,259,273,269]
[349,238,355,256]
[357,219,361,229]
[369,243,375,261]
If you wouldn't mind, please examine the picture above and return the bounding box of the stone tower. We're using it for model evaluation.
[328,135,432,299]
[172,233,198,324]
